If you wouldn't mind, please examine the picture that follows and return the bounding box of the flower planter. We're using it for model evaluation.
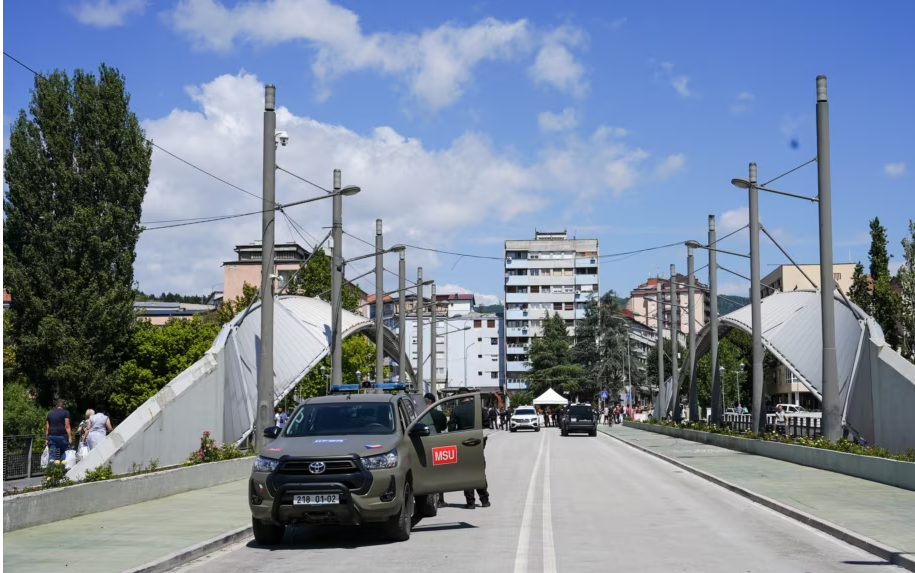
[624,421,915,492]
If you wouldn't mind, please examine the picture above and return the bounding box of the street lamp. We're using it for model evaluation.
[727,76,836,440]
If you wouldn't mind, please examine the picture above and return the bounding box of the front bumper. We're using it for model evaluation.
[249,454,403,525]
[564,422,596,433]
[510,419,540,430]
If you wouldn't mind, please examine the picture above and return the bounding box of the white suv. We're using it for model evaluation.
[777,404,810,415]
[509,407,540,432]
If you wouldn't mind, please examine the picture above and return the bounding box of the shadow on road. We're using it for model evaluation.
[412,521,476,533]
[248,524,393,551]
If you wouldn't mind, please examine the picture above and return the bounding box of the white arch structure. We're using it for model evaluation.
[69,296,413,480]
[666,290,915,453]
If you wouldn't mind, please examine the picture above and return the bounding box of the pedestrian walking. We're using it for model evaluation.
[45,400,72,463]
[77,410,92,448]
[775,405,787,435]
[86,408,113,450]
[489,405,499,430]
[274,406,288,429]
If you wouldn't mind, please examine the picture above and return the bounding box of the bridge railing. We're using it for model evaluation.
[722,414,821,438]
[3,435,46,481]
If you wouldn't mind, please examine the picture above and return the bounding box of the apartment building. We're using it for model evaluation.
[403,312,503,393]
[504,231,599,390]
[626,274,710,334]
[760,263,857,298]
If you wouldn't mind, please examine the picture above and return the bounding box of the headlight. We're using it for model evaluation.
[253,456,280,473]
[362,450,398,470]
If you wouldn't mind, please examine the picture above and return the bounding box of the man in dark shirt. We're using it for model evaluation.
[46,401,72,463]
[449,394,490,509]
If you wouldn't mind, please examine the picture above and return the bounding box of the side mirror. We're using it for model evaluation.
[409,423,431,438]
[263,426,280,439]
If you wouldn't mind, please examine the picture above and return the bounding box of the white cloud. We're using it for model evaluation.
[437,284,500,306]
[730,92,754,114]
[884,162,906,177]
[538,108,578,131]
[654,153,685,180]
[719,207,749,234]
[780,115,803,138]
[528,26,589,97]
[69,0,146,27]
[610,17,627,30]
[167,0,587,111]
[652,60,694,98]
[136,73,657,294]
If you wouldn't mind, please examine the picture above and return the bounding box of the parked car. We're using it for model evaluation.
[777,404,809,415]
[248,392,487,545]
[509,407,540,432]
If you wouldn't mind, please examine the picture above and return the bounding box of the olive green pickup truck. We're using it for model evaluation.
[249,392,487,544]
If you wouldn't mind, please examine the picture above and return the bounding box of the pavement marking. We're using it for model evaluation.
[513,430,546,573]
[541,432,556,573]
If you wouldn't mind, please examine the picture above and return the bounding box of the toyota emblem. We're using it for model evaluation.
[308,462,326,475]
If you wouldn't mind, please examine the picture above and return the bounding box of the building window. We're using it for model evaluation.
[487,320,495,328]
[530,286,540,294]
[553,302,563,311]
[529,268,540,276]
[478,372,483,376]
[478,354,483,358]
[564,303,573,311]
[491,372,499,379]
[834,273,841,281]
[474,319,482,328]
[478,337,483,342]
[491,337,498,345]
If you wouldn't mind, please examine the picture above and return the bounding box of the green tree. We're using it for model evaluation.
[848,262,872,313]
[283,247,361,310]
[897,220,915,361]
[3,311,48,435]
[526,312,584,397]
[3,64,151,410]
[868,217,902,349]
[571,291,631,400]
[109,316,222,418]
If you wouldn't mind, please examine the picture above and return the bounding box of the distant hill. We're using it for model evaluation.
[718,295,750,315]
[475,304,503,316]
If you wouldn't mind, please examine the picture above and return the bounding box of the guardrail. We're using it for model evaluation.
[722,414,822,438]
[3,436,46,481]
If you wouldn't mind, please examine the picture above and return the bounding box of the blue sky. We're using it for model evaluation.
[3,0,914,303]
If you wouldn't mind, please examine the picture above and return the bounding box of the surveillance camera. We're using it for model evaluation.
[275,130,289,146]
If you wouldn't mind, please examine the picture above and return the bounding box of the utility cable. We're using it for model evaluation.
[761,157,817,187]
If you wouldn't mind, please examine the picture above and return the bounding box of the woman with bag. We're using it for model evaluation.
[86,408,113,451]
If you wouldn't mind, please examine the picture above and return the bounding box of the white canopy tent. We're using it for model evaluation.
[533,388,568,405]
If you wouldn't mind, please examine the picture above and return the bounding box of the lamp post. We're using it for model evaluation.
[430,284,438,397]
[329,172,363,391]
[416,267,424,393]
[708,216,722,425]
[685,242,698,422]
[656,279,664,418]
[375,220,385,384]
[464,341,475,387]
[399,251,406,383]
[669,264,679,420]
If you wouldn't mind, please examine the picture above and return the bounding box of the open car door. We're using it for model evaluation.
[406,392,487,495]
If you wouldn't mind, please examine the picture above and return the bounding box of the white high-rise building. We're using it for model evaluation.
[504,231,599,390]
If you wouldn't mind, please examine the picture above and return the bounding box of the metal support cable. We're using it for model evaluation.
[759,224,817,289]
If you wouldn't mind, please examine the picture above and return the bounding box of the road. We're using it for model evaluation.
[175,428,904,573]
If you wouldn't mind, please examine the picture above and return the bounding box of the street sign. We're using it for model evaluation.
[600,391,609,399]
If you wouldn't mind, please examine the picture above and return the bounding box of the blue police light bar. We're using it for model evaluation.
[330,384,361,392]
[374,383,406,390]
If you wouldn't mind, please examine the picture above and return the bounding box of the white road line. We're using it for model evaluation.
[513,432,546,573]
[541,432,556,573]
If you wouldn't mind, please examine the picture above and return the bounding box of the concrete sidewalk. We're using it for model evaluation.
[3,479,249,573]
[601,424,915,558]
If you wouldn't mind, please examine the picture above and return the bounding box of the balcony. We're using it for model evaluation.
[504,257,529,268]
[575,292,597,302]
[505,309,530,320]
[505,275,530,286]
[574,274,599,285]
[575,257,599,268]
[505,293,530,303]
[506,344,529,354]
[530,292,574,303]
[507,380,530,391]
[528,275,575,286]
[505,327,529,337]
[506,361,529,372]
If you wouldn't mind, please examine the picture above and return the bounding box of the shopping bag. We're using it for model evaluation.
[40,446,50,469]
[64,449,77,469]
[78,443,90,459]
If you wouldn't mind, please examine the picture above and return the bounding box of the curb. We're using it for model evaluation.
[122,525,252,573]
[598,428,915,573]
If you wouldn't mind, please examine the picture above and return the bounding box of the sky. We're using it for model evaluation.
[3,0,914,304]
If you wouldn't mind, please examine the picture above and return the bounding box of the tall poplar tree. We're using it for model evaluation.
[868,218,901,349]
[3,65,151,408]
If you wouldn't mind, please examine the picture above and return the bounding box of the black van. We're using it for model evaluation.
[560,404,597,437]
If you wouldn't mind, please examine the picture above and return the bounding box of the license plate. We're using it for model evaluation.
[293,494,339,505]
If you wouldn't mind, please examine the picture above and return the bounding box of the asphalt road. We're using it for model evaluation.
[174,428,904,573]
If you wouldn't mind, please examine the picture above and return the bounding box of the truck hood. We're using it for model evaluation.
[262,434,401,458]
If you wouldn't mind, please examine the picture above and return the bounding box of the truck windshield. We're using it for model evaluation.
[285,403,396,436]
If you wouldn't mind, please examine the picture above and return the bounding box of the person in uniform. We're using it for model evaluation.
[449,392,490,509]
[424,393,448,508]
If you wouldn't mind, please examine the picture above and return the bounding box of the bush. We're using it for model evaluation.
[636,419,915,463]
[83,464,115,482]
[43,461,73,489]
[183,431,245,466]
[217,442,244,461]
[3,382,48,436]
